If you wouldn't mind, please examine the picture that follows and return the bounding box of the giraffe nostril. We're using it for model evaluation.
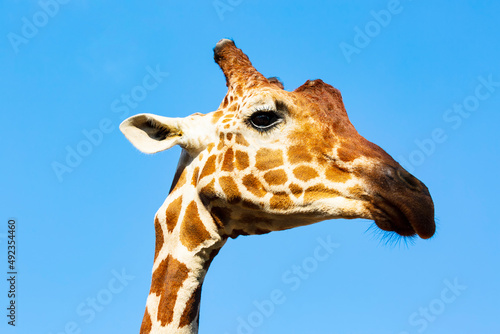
[396,169,422,191]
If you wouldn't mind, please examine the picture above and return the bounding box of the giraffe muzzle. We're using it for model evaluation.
[371,166,435,239]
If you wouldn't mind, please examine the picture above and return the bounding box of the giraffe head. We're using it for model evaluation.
[121,39,435,241]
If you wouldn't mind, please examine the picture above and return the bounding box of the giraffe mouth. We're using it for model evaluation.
[371,195,427,238]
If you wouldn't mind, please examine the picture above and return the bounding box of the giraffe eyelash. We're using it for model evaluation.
[249,105,275,113]
[245,99,289,118]
[245,109,284,133]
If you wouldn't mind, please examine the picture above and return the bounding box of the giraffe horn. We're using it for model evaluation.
[213,39,268,89]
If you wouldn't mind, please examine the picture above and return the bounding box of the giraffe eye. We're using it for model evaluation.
[249,111,281,131]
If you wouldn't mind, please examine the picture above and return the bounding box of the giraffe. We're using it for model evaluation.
[120,39,435,334]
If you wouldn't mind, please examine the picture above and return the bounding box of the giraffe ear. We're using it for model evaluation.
[120,114,184,154]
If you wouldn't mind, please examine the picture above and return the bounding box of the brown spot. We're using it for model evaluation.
[288,145,313,164]
[293,165,319,182]
[140,307,152,333]
[242,174,267,198]
[264,169,288,185]
[289,183,303,198]
[154,216,164,262]
[222,96,229,108]
[217,133,225,150]
[224,124,231,129]
[212,110,224,124]
[199,179,217,207]
[270,192,293,210]
[179,285,202,328]
[348,185,366,198]
[210,206,231,229]
[235,150,249,170]
[337,146,359,162]
[171,169,187,193]
[219,176,241,204]
[226,133,233,141]
[222,118,232,123]
[325,165,352,183]
[242,199,261,210]
[191,167,200,185]
[304,184,341,204]
[180,201,211,251]
[234,85,243,97]
[166,196,182,233]
[200,155,216,180]
[198,153,203,161]
[207,143,215,153]
[228,103,238,112]
[222,148,235,172]
[150,256,169,296]
[235,133,249,146]
[255,148,284,171]
[152,255,189,326]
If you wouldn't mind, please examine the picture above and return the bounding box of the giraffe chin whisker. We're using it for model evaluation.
[366,223,417,248]
[373,217,417,238]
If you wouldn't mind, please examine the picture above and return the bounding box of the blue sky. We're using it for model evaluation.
[1,1,499,333]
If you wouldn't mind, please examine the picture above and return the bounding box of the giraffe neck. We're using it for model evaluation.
[140,241,223,333]
[141,151,226,333]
